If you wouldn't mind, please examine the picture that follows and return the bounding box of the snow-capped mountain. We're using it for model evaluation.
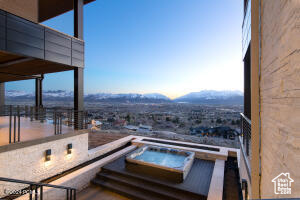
[6,89,243,104]
[85,93,171,103]
[6,90,171,103]
[174,90,243,104]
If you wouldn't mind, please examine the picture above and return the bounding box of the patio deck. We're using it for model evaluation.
[0,116,74,146]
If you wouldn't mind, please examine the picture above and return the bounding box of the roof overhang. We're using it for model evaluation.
[38,0,95,22]
[0,51,74,82]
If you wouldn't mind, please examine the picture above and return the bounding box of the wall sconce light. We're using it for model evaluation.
[45,149,51,161]
[67,144,72,154]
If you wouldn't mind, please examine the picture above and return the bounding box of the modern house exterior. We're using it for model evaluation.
[0,0,298,200]
[240,0,299,199]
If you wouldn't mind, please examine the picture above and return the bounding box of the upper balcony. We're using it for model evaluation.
[242,0,251,59]
[0,9,84,82]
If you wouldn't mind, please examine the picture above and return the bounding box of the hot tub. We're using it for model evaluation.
[126,145,195,182]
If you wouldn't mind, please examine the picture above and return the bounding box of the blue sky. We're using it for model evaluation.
[7,0,243,99]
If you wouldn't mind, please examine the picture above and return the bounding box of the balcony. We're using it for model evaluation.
[0,9,84,82]
[0,105,88,146]
[240,113,251,158]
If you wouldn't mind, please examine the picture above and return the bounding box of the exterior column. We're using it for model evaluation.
[74,0,84,129]
[0,82,5,106]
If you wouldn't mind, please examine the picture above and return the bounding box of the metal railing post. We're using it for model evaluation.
[54,111,57,135]
[66,189,69,200]
[40,186,43,200]
[13,115,16,143]
[9,106,12,144]
[29,184,33,200]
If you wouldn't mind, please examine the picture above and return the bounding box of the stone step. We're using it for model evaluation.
[98,167,201,200]
[92,178,165,200]
[95,168,201,200]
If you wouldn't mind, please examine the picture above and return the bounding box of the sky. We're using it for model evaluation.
[7,0,243,99]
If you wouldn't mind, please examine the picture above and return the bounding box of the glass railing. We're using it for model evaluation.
[242,0,251,58]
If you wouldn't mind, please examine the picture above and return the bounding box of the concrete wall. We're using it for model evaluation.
[0,132,88,197]
[238,138,252,199]
[16,145,137,200]
[259,0,300,198]
[0,0,38,22]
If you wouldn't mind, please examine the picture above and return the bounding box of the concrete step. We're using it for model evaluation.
[101,167,201,199]
[93,168,201,200]
[92,178,165,200]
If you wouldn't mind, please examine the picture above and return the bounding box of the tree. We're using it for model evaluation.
[179,122,185,128]
[216,118,222,124]
[231,120,236,125]
[166,117,170,122]
[195,119,202,124]
[125,114,131,122]
[172,117,179,124]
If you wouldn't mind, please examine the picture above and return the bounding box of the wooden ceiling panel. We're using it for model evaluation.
[0,53,74,82]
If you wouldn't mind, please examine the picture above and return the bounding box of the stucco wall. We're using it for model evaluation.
[0,132,89,197]
[260,0,300,198]
[0,0,38,22]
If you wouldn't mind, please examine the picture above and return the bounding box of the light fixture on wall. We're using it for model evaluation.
[45,149,51,161]
[67,144,72,154]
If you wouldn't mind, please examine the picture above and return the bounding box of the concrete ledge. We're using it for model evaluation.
[207,159,225,200]
[16,145,137,200]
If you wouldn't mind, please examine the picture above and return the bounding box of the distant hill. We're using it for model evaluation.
[6,90,171,103]
[6,89,243,104]
[85,93,171,103]
[174,90,243,105]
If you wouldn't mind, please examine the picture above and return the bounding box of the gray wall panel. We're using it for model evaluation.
[71,50,84,60]
[45,30,71,47]
[7,29,44,49]
[72,39,84,52]
[72,57,84,68]
[0,14,5,27]
[7,40,44,59]
[45,51,71,65]
[0,9,85,68]
[7,14,44,39]
[45,41,71,57]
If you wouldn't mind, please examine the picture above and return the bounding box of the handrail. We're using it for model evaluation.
[240,113,251,157]
[240,113,251,125]
[0,177,76,200]
[0,177,74,190]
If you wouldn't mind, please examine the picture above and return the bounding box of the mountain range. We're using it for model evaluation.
[6,90,243,104]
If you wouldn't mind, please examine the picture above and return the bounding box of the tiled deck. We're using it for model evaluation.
[0,116,74,146]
